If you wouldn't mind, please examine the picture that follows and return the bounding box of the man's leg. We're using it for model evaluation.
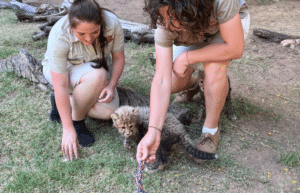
[194,10,250,159]
[194,60,230,162]
[203,61,230,128]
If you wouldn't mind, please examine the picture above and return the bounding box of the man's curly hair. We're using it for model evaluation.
[144,0,215,37]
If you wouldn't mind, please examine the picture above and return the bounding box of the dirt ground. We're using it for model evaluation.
[97,0,300,192]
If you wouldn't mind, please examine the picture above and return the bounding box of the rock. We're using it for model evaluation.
[280,39,295,47]
[290,44,295,49]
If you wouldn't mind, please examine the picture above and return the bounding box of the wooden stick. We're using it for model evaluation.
[38,22,50,30]
[32,32,47,41]
[47,16,64,25]
[44,26,52,34]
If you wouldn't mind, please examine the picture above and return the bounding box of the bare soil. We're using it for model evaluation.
[97,0,300,192]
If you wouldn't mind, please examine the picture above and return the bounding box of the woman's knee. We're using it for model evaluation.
[79,68,107,86]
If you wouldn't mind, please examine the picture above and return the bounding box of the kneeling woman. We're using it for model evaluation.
[42,0,125,160]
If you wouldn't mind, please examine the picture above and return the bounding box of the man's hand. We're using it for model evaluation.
[173,51,189,77]
[61,128,80,161]
[136,129,161,164]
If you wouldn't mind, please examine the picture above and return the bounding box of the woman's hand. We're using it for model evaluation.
[61,128,80,161]
[98,86,114,103]
[173,51,190,77]
[136,129,161,164]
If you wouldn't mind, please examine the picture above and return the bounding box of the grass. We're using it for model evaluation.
[232,96,281,122]
[120,43,155,96]
[1,8,300,192]
[0,9,47,60]
[279,151,300,167]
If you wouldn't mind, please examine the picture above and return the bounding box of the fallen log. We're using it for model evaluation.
[11,4,35,22]
[33,7,68,22]
[32,31,47,41]
[0,49,51,90]
[47,15,64,25]
[253,28,300,43]
[32,31,40,36]
[10,0,36,13]
[33,15,49,22]
[35,3,59,15]
[7,1,154,44]
[0,49,193,125]
[35,16,155,44]
[44,26,52,34]
[32,15,155,44]
[119,19,154,44]
[131,31,154,44]
[38,22,50,31]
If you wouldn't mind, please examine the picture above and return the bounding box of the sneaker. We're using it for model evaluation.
[193,125,220,163]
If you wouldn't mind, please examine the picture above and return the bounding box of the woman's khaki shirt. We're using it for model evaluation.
[42,10,124,74]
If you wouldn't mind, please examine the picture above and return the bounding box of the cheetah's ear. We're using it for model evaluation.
[111,113,119,120]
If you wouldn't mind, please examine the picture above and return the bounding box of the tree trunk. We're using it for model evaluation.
[253,28,300,43]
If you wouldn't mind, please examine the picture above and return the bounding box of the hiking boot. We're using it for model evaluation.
[173,84,200,103]
[193,126,220,163]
